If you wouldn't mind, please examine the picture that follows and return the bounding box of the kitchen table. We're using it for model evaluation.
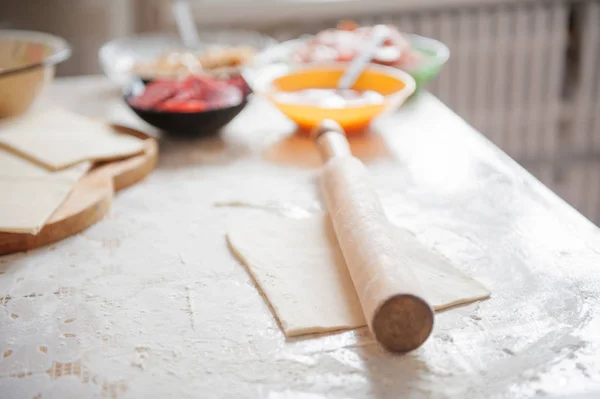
[1,76,599,399]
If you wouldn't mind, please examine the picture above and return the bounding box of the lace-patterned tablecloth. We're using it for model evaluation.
[1,76,599,399]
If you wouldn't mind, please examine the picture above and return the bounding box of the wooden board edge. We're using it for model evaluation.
[0,178,114,255]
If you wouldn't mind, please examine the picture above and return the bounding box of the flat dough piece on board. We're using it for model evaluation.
[0,149,89,234]
[227,212,490,337]
[0,108,145,170]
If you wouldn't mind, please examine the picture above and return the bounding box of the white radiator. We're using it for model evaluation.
[548,1,600,224]
[570,1,600,155]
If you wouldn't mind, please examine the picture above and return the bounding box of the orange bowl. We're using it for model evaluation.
[253,63,415,134]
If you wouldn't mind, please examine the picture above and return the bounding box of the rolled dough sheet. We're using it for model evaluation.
[0,108,145,170]
[0,149,90,234]
[227,212,490,337]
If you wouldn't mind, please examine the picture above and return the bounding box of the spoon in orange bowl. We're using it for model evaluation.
[282,24,391,112]
[171,0,201,49]
[337,24,390,90]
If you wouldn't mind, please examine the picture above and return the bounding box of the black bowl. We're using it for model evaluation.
[124,78,250,137]
[126,96,248,138]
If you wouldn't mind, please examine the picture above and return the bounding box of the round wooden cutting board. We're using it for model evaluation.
[0,125,158,255]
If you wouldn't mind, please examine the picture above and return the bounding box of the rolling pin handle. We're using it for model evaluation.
[313,120,352,161]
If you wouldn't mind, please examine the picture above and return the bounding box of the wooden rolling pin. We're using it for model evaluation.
[314,120,434,353]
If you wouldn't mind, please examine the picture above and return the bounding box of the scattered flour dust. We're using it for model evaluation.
[264,389,350,399]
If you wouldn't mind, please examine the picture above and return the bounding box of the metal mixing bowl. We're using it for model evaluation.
[0,30,71,118]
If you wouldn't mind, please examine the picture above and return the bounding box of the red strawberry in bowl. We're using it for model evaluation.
[125,73,250,137]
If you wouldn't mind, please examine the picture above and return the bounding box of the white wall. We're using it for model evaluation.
[0,0,136,76]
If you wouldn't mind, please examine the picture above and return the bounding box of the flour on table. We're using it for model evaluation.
[215,200,319,219]
[227,212,490,337]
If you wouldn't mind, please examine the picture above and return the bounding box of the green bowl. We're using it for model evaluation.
[246,33,449,93]
[404,34,450,90]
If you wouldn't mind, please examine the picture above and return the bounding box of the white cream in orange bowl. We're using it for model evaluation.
[252,63,416,134]
[0,30,71,118]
